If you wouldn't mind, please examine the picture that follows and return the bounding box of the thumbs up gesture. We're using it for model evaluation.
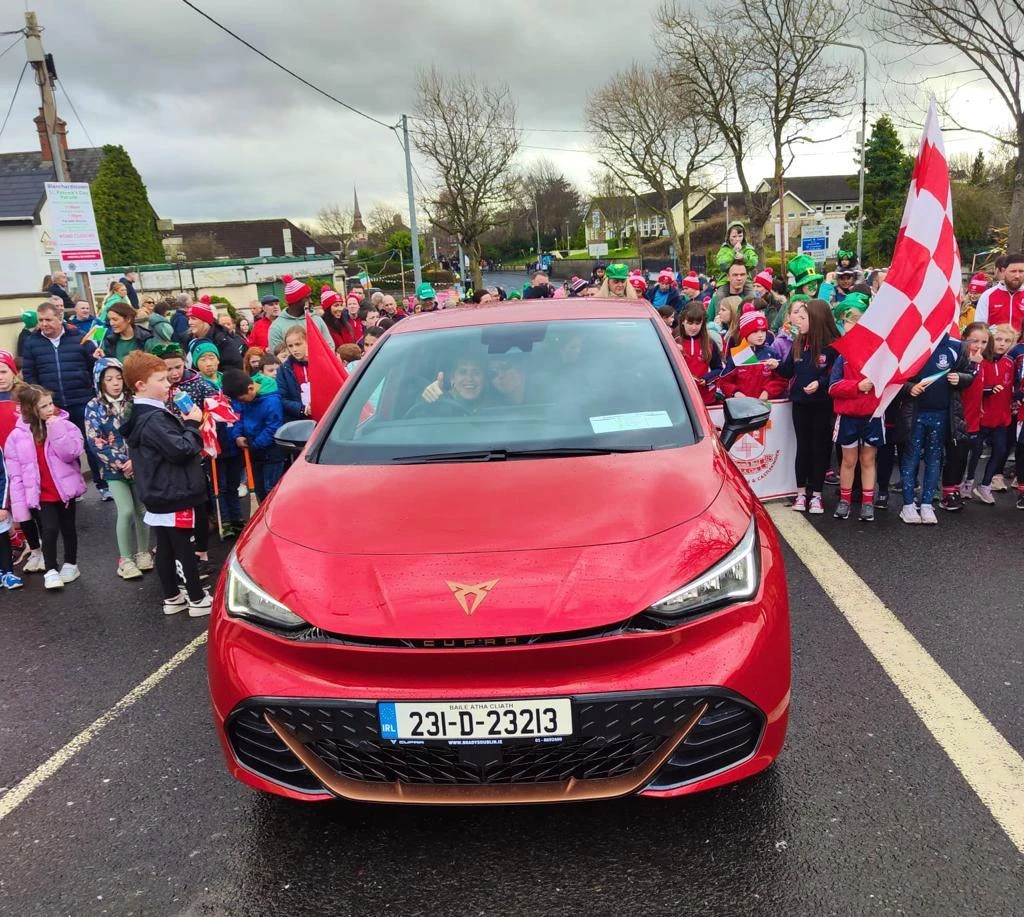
[421,372,445,403]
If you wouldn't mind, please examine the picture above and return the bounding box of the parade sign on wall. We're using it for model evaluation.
[44,182,106,273]
[707,400,798,500]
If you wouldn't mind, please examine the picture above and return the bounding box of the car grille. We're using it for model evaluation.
[226,691,763,796]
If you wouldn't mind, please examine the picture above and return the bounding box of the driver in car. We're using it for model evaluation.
[410,356,488,416]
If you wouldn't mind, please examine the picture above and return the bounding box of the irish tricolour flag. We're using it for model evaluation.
[730,340,760,365]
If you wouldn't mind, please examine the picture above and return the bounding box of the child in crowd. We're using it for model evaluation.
[243,346,265,376]
[778,299,840,515]
[676,301,723,405]
[708,295,740,349]
[898,333,974,524]
[969,324,1016,504]
[221,368,286,502]
[941,322,987,510]
[121,352,211,616]
[828,354,882,521]
[258,352,281,380]
[771,302,796,363]
[833,294,868,336]
[657,305,676,331]
[193,341,222,390]
[6,385,86,588]
[718,306,786,401]
[278,326,311,420]
[0,445,23,589]
[84,358,151,580]
[335,343,362,372]
[0,349,20,453]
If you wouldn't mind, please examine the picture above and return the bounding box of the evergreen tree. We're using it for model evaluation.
[969,151,986,187]
[90,144,165,267]
[841,117,914,264]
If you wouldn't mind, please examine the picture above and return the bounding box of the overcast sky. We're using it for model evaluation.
[0,0,997,226]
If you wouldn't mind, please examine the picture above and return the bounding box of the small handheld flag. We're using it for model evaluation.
[357,271,370,288]
[82,323,106,345]
[730,340,760,366]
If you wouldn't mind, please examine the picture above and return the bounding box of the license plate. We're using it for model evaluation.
[378,699,573,742]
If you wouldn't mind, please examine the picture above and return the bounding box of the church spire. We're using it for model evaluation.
[352,187,365,233]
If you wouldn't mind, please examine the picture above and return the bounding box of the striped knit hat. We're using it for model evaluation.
[282,274,311,305]
[320,286,342,309]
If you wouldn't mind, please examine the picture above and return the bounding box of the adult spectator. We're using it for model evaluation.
[186,298,243,370]
[369,291,385,313]
[99,281,130,322]
[714,221,758,285]
[321,287,359,347]
[869,269,888,296]
[645,270,682,311]
[379,294,406,322]
[249,294,280,349]
[268,275,333,352]
[708,262,753,319]
[523,271,554,299]
[21,302,108,498]
[68,301,97,337]
[170,293,192,344]
[100,301,154,359]
[416,282,439,313]
[975,253,1024,333]
[137,297,175,344]
[118,269,141,309]
[47,271,76,313]
[17,311,38,359]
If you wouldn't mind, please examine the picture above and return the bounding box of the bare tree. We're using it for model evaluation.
[313,204,354,252]
[365,203,403,246]
[657,0,852,266]
[871,0,1024,251]
[518,159,585,251]
[589,169,637,246]
[586,64,724,268]
[411,66,521,289]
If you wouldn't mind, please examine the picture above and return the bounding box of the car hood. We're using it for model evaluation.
[239,440,756,639]
[266,439,725,554]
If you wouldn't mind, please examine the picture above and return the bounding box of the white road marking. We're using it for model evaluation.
[0,632,208,822]
[769,506,1024,854]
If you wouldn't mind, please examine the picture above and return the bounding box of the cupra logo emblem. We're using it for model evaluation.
[446,579,499,616]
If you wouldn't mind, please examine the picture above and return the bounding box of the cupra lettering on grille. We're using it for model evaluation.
[446,579,499,616]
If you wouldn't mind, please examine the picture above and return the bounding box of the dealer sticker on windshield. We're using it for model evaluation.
[378,699,573,743]
[589,411,672,434]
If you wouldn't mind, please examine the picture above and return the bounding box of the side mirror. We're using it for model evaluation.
[274,419,316,453]
[719,396,771,451]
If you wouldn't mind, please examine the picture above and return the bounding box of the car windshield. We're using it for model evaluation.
[316,318,696,465]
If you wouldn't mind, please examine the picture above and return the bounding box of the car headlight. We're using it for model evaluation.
[645,517,759,621]
[226,554,308,631]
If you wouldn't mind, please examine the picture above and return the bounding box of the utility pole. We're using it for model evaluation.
[25,11,93,307]
[533,193,541,268]
[401,115,423,287]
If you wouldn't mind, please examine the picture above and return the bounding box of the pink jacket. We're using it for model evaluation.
[5,411,86,521]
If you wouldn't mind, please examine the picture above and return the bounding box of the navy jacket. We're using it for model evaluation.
[170,309,190,344]
[22,327,96,410]
[277,357,306,421]
[778,344,838,405]
[122,401,206,513]
[118,277,140,310]
[47,283,75,313]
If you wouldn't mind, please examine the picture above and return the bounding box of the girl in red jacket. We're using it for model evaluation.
[945,322,987,508]
[969,323,1016,503]
[718,307,787,401]
[828,355,883,521]
[676,302,723,405]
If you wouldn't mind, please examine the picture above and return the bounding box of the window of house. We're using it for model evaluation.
[592,210,601,229]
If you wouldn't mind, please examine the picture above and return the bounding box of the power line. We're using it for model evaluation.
[0,61,27,143]
[178,0,396,130]
[56,78,94,146]
[407,114,591,135]
[0,34,22,59]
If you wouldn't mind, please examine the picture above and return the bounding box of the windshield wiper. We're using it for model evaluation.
[392,446,652,464]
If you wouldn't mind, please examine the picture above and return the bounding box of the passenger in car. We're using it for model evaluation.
[409,357,489,417]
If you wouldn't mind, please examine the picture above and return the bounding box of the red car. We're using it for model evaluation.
[209,299,790,804]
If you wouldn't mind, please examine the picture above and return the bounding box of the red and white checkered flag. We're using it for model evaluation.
[834,100,961,416]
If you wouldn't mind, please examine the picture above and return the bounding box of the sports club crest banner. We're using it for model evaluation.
[707,400,798,501]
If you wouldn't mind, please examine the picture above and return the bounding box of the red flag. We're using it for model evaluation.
[306,314,348,421]
[834,99,961,416]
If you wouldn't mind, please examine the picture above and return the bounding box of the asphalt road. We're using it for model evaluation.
[1,486,1022,916]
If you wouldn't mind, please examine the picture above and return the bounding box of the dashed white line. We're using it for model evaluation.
[769,505,1024,854]
[0,631,208,822]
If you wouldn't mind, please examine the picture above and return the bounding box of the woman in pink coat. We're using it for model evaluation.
[6,385,86,589]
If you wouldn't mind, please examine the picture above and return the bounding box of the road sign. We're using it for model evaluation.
[800,224,827,256]
[45,182,105,273]
[588,242,609,257]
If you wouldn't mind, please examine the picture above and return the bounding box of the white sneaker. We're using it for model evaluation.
[188,592,213,617]
[163,591,188,615]
[919,503,938,525]
[58,563,80,584]
[991,474,1007,492]
[22,549,44,573]
[900,504,922,524]
[117,558,143,580]
[973,484,995,504]
[960,481,973,500]
[134,551,154,572]
[237,483,248,498]
[43,568,64,589]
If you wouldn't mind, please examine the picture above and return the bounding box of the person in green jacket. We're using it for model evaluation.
[136,297,175,344]
[715,220,758,285]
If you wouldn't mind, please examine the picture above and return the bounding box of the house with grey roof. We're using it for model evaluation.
[0,110,106,294]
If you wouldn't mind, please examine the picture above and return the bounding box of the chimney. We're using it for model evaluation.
[282,226,293,256]
[34,107,69,163]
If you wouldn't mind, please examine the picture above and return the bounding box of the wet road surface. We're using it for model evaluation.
[0,489,1021,916]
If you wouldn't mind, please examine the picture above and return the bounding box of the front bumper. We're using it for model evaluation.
[209,515,790,803]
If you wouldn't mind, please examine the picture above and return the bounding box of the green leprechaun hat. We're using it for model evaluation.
[788,254,824,292]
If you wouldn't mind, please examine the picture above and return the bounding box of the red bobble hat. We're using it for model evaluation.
[628,271,647,293]
[0,350,17,376]
[188,300,216,325]
[282,274,312,305]
[320,286,342,310]
[681,271,700,294]
[738,303,769,336]
[754,267,774,291]
[968,272,989,293]
[657,269,675,285]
